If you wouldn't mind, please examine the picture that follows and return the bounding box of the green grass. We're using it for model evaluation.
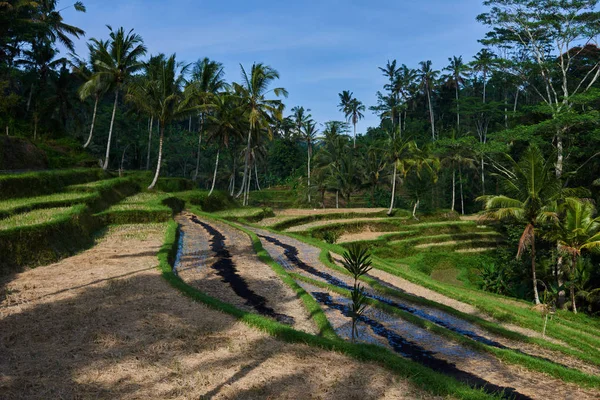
[250,222,600,369]
[156,217,501,400]
[0,168,107,200]
[97,191,183,224]
[0,206,75,230]
[0,191,95,219]
[291,272,600,390]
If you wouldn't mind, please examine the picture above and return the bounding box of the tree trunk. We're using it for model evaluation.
[336,191,339,209]
[33,113,38,140]
[26,83,33,112]
[254,155,261,191]
[193,114,203,181]
[513,88,520,113]
[5,125,8,136]
[556,131,563,178]
[451,167,456,212]
[230,157,236,196]
[455,84,460,132]
[426,87,435,141]
[388,162,397,216]
[459,164,465,215]
[353,122,357,148]
[103,90,119,170]
[237,127,252,198]
[83,95,99,148]
[412,198,420,220]
[307,145,311,203]
[148,124,165,190]
[481,156,485,196]
[531,230,541,305]
[209,148,220,196]
[146,116,153,170]
[188,115,192,132]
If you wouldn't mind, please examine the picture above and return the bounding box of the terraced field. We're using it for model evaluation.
[3,177,600,400]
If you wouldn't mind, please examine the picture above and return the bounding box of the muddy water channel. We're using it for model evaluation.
[249,226,600,400]
[173,214,317,334]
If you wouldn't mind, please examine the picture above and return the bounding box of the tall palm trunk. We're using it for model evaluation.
[307,144,312,203]
[459,164,465,215]
[336,191,339,209]
[193,114,204,181]
[83,94,99,148]
[426,85,435,141]
[230,157,236,196]
[148,124,165,190]
[103,90,119,170]
[254,159,261,191]
[33,113,38,140]
[388,162,397,216]
[451,167,456,212]
[146,116,153,170]
[571,256,578,314]
[208,148,220,196]
[237,127,252,198]
[455,82,460,132]
[531,227,541,305]
[353,122,357,148]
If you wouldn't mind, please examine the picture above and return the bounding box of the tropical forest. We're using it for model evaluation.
[2,1,600,399]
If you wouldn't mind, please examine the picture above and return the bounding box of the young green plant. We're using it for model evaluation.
[341,243,373,342]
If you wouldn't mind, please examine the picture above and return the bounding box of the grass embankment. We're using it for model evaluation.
[0,168,107,200]
[156,215,500,400]
[0,174,140,274]
[97,192,184,224]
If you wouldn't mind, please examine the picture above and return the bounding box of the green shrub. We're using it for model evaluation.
[155,177,195,192]
[188,190,236,212]
[0,191,96,219]
[97,192,184,225]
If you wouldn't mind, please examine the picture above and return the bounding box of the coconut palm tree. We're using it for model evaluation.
[443,56,469,132]
[302,119,318,204]
[188,57,227,181]
[127,54,193,189]
[478,146,562,304]
[471,48,497,104]
[91,26,146,170]
[77,39,110,148]
[386,131,419,216]
[205,93,241,196]
[291,106,312,138]
[233,62,287,206]
[548,198,600,313]
[338,91,365,148]
[417,60,439,141]
[438,136,476,214]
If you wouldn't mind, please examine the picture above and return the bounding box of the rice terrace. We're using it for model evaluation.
[3,1,600,399]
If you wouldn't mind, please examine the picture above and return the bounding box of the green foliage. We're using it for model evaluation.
[187,190,236,212]
[341,244,373,282]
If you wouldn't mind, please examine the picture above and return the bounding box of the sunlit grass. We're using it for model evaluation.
[0,192,92,213]
[0,207,74,230]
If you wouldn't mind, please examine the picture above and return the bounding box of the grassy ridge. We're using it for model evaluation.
[156,218,499,400]
[97,191,184,224]
[0,168,107,200]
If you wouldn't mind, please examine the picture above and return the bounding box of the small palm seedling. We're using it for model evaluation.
[341,243,373,284]
[350,283,369,343]
[342,244,373,342]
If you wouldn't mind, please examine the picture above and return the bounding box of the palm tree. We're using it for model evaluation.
[386,131,419,216]
[549,198,600,313]
[77,39,110,148]
[438,136,476,214]
[91,26,146,170]
[127,54,193,189]
[443,56,469,133]
[188,57,227,181]
[478,146,562,304]
[206,93,241,196]
[417,60,439,141]
[291,106,312,138]
[471,48,497,104]
[378,60,401,128]
[233,63,287,206]
[302,119,318,204]
[338,93,365,149]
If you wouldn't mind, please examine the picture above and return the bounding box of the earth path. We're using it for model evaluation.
[0,223,439,400]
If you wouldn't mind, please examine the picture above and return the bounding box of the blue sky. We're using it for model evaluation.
[61,0,490,131]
